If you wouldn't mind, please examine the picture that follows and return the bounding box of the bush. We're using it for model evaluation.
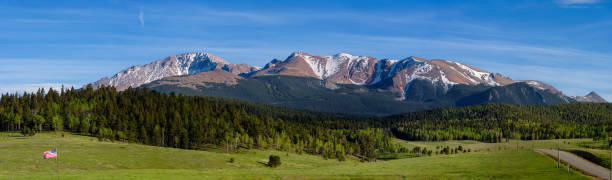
[268,155,281,168]
[21,127,35,137]
[338,155,346,161]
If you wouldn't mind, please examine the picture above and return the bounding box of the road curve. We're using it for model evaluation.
[537,149,610,180]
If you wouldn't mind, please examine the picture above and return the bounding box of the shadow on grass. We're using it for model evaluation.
[257,161,270,167]
[8,135,30,139]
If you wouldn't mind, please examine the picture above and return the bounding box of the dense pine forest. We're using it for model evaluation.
[385,103,612,142]
[0,86,393,161]
[1,86,611,160]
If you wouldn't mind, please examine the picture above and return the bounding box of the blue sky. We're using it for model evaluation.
[0,0,611,101]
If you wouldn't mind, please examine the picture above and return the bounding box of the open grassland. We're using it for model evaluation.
[393,138,612,167]
[0,132,592,179]
[393,138,601,151]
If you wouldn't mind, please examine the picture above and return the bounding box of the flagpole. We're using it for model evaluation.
[54,129,58,180]
[56,149,59,180]
[56,133,59,180]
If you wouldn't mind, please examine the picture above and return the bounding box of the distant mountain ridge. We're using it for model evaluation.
[572,91,607,103]
[90,52,260,91]
[88,51,606,114]
[250,52,515,99]
[91,52,517,98]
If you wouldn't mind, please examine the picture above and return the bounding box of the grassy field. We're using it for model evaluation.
[0,132,593,179]
[393,138,599,151]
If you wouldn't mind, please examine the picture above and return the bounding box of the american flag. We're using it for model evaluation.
[43,148,57,159]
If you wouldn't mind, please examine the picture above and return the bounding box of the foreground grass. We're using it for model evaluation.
[0,132,589,179]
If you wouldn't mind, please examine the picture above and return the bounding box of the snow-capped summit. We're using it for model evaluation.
[90,51,514,99]
[89,52,255,91]
[252,52,514,99]
[252,52,379,84]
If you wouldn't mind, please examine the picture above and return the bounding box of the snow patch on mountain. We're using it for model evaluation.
[90,52,238,91]
[296,52,371,79]
[453,62,498,86]
[439,70,457,87]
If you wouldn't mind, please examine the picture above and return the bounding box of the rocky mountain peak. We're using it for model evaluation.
[572,91,607,103]
[91,51,517,99]
[88,51,252,91]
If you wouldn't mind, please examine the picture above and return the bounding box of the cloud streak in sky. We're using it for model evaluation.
[0,83,77,94]
[0,1,610,101]
[139,10,144,27]
[339,34,612,67]
[556,0,602,5]
[555,0,603,8]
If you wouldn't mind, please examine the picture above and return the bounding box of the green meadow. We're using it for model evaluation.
[0,132,594,179]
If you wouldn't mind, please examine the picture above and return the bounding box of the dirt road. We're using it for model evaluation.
[537,149,610,180]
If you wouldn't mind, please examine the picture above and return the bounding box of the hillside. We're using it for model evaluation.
[144,75,570,115]
[1,87,611,179]
[385,103,612,142]
[0,86,392,161]
[0,132,589,179]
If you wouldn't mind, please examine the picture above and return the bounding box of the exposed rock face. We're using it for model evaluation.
[222,64,261,76]
[519,80,571,103]
[90,51,518,99]
[252,52,379,85]
[150,70,243,89]
[521,80,564,96]
[96,51,612,103]
[89,52,255,91]
[253,52,514,99]
[572,91,608,103]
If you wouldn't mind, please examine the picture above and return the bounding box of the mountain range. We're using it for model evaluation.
[89,52,607,115]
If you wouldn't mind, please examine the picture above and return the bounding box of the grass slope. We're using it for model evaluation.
[0,132,591,179]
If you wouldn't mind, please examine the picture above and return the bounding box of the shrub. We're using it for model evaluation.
[21,127,35,137]
[338,155,346,161]
[268,155,281,168]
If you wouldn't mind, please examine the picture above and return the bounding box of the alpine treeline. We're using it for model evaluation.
[385,103,612,142]
[0,86,394,161]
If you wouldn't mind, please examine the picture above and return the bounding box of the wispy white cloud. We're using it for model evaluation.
[572,20,612,31]
[555,0,604,8]
[476,61,612,100]
[205,10,278,23]
[0,58,125,86]
[0,83,78,94]
[326,33,612,99]
[6,18,91,24]
[139,10,144,27]
[338,34,612,67]
[556,0,602,5]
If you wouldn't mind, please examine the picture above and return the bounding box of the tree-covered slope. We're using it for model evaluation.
[144,75,572,115]
[385,103,612,142]
[0,86,393,161]
[144,76,444,115]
